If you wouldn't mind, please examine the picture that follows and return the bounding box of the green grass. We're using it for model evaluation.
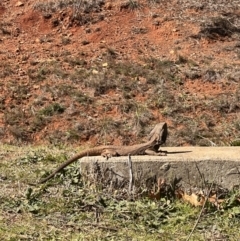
[0,145,239,240]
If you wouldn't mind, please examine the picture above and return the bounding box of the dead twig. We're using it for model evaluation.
[198,135,217,146]
[128,154,133,195]
[186,164,223,241]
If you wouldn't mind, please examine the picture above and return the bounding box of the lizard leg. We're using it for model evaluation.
[101,149,118,159]
[145,149,167,156]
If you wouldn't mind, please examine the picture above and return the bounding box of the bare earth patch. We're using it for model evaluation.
[0,0,239,146]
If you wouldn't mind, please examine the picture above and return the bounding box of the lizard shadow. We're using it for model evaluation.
[161,151,192,155]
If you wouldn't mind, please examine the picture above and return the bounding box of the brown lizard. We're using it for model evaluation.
[145,122,168,155]
[39,122,167,184]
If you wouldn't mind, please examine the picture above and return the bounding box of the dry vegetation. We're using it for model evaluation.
[0,0,239,146]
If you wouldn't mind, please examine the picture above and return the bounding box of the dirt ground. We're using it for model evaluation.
[0,0,239,146]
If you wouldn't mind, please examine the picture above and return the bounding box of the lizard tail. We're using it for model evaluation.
[39,152,85,184]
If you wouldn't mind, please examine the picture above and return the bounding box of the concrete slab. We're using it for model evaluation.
[80,147,240,190]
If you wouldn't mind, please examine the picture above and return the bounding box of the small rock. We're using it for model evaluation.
[43,13,52,19]
[102,62,108,67]
[15,1,24,7]
[82,40,90,45]
[104,2,112,10]
[92,69,98,74]
[33,85,40,89]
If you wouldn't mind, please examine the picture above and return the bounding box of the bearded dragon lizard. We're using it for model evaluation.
[39,122,167,184]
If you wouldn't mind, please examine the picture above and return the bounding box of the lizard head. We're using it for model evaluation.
[148,122,168,145]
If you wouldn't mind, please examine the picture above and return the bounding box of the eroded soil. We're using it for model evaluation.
[0,0,239,146]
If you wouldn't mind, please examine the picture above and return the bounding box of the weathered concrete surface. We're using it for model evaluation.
[80,147,240,189]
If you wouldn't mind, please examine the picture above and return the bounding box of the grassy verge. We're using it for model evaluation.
[0,145,239,240]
